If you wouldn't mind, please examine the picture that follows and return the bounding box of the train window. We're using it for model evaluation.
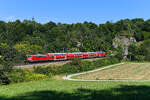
[88,53,96,54]
[35,56,46,57]
[74,53,82,55]
[28,56,32,58]
[54,54,66,56]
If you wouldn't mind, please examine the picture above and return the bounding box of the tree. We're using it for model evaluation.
[115,45,124,60]
[128,44,144,61]
[14,43,44,56]
[142,31,150,40]
[141,39,150,61]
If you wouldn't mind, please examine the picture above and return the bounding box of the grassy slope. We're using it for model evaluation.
[0,78,150,100]
[77,62,150,80]
[1,62,150,100]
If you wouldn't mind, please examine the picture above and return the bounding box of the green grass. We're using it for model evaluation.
[0,78,150,100]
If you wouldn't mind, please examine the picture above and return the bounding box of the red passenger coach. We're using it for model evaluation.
[48,53,67,61]
[96,52,101,57]
[74,52,83,58]
[87,52,97,58]
[66,53,75,59]
[96,52,103,57]
[55,53,67,60]
[99,52,107,57]
[46,53,54,61]
[82,52,89,58]
[103,52,107,57]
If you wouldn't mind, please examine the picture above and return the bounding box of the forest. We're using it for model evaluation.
[0,18,150,66]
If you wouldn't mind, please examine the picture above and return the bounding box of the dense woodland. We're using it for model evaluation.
[0,18,150,84]
[0,18,150,63]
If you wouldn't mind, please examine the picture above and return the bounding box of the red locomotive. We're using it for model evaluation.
[27,54,49,62]
[27,52,107,63]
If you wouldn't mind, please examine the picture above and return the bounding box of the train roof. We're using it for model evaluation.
[28,54,47,57]
[73,52,82,54]
[47,53,67,55]
[48,53,66,54]
[87,52,96,53]
[29,52,105,56]
[97,52,105,53]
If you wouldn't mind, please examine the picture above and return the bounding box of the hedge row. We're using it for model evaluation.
[57,57,120,74]
[7,57,120,84]
[9,69,47,83]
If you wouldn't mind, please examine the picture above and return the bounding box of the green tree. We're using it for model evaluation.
[141,39,150,61]
[115,45,124,60]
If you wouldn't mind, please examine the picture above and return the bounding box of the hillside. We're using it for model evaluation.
[76,62,150,80]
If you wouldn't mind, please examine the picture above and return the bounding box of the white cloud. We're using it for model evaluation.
[1,16,17,22]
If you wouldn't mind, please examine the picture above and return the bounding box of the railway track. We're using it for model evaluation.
[14,57,109,68]
[15,60,70,68]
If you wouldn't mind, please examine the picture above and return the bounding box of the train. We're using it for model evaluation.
[27,52,107,63]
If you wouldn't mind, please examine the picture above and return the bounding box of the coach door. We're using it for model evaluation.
[49,55,54,61]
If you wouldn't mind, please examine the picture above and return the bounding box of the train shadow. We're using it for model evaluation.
[1,85,150,100]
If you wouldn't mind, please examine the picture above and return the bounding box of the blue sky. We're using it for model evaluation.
[0,0,150,24]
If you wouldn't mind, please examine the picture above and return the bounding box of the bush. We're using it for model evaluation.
[93,57,120,68]
[71,57,81,65]
[57,61,95,74]
[9,69,26,83]
[109,57,120,64]
[0,71,10,85]
[57,63,80,74]
[93,59,106,68]
[135,55,145,61]
[79,61,95,72]
[9,68,47,83]
[0,63,12,85]
[33,66,56,76]
[25,72,47,81]
[57,57,120,74]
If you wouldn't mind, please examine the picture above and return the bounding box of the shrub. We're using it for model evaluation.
[0,71,10,85]
[57,63,80,74]
[25,72,47,81]
[71,57,81,65]
[93,57,120,68]
[135,55,145,62]
[0,63,13,85]
[9,68,47,83]
[109,57,120,64]
[33,66,56,76]
[57,60,95,74]
[9,69,26,83]
[93,59,106,68]
[57,57,120,74]
[79,61,95,72]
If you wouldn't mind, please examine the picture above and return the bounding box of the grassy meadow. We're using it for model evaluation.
[76,62,150,80]
[0,78,150,100]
